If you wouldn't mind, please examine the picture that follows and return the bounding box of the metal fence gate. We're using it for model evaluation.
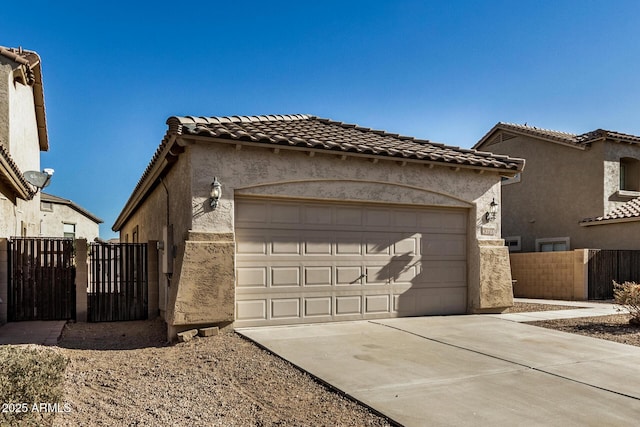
[88,242,148,322]
[588,249,640,299]
[8,238,76,321]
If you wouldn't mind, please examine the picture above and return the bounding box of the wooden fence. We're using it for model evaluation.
[588,250,640,300]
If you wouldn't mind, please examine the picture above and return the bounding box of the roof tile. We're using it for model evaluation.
[582,197,640,223]
[478,122,640,149]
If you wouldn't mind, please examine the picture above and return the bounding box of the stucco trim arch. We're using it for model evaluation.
[233,179,474,208]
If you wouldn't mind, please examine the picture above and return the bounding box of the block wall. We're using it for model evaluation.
[509,250,589,300]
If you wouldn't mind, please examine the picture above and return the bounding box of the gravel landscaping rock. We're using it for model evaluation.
[54,318,391,426]
[50,302,640,426]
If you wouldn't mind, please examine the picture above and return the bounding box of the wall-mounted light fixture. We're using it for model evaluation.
[210,176,222,209]
[485,198,498,222]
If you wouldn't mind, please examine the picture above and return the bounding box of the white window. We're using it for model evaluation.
[63,223,76,239]
[504,236,521,252]
[535,237,570,252]
[40,201,53,212]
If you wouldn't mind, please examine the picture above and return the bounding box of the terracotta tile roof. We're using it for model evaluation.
[475,122,640,149]
[41,192,103,224]
[0,46,39,85]
[0,45,48,151]
[113,114,526,231]
[581,197,640,224]
[168,115,525,171]
[0,142,36,199]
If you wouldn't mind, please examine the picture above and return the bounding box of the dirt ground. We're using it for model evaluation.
[53,318,391,426]
[52,303,640,426]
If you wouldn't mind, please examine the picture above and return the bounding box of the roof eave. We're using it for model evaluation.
[474,123,587,151]
[580,217,640,227]
[181,133,525,175]
[112,133,177,231]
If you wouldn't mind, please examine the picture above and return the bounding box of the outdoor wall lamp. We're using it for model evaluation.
[210,177,222,209]
[485,198,498,222]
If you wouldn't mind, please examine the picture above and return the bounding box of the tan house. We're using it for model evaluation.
[114,114,525,337]
[40,192,103,240]
[474,123,640,252]
[0,46,48,238]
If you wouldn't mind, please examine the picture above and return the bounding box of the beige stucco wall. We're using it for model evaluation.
[483,134,640,251]
[119,137,514,338]
[39,203,100,240]
[509,250,589,300]
[0,60,41,238]
[119,154,192,321]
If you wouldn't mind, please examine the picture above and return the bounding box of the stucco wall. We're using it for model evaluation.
[9,80,40,172]
[484,135,606,251]
[185,141,509,317]
[40,203,100,240]
[0,195,41,237]
[188,143,501,238]
[119,137,514,338]
[0,59,41,238]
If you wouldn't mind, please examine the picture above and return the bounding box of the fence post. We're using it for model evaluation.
[0,239,8,325]
[75,239,88,322]
[147,240,159,319]
[573,249,589,300]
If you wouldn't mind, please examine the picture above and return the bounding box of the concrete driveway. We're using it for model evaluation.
[238,315,640,426]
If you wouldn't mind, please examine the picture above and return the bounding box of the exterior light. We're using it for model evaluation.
[210,177,222,209]
[485,198,498,222]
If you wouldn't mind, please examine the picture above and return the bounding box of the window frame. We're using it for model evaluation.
[535,237,570,252]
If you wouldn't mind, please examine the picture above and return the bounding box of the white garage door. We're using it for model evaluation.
[235,198,467,327]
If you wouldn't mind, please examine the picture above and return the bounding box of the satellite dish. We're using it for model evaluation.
[24,169,54,190]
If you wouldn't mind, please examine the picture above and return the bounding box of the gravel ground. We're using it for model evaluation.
[51,303,640,426]
[53,319,391,427]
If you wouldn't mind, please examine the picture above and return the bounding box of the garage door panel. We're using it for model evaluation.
[235,199,468,327]
[336,239,362,255]
[305,239,333,255]
[416,261,467,285]
[236,299,267,320]
[271,204,301,224]
[236,237,267,255]
[271,267,300,287]
[269,236,299,255]
[304,297,332,317]
[336,207,363,226]
[304,205,333,225]
[365,239,391,255]
[365,294,390,313]
[271,298,300,319]
[394,237,417,255]
[364,265,388,284]
[336,266,364,285]
[237,267,267,287]
[304,267,333,286]
[364,209,391,227]
[422,234,466,258]
[336,296,362,315]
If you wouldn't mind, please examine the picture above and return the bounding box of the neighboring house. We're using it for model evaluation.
[40,192,102,241]
[113,114,524,337]
[0,46,48,238]
[474,123,640,252]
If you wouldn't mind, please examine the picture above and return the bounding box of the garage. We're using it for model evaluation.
[235,198,468,327]
[114,113,524,339]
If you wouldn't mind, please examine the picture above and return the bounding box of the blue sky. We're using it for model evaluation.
[3,1,640,238]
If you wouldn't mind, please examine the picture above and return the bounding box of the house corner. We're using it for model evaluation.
[167,232,235,340]
[470,239,513,313]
